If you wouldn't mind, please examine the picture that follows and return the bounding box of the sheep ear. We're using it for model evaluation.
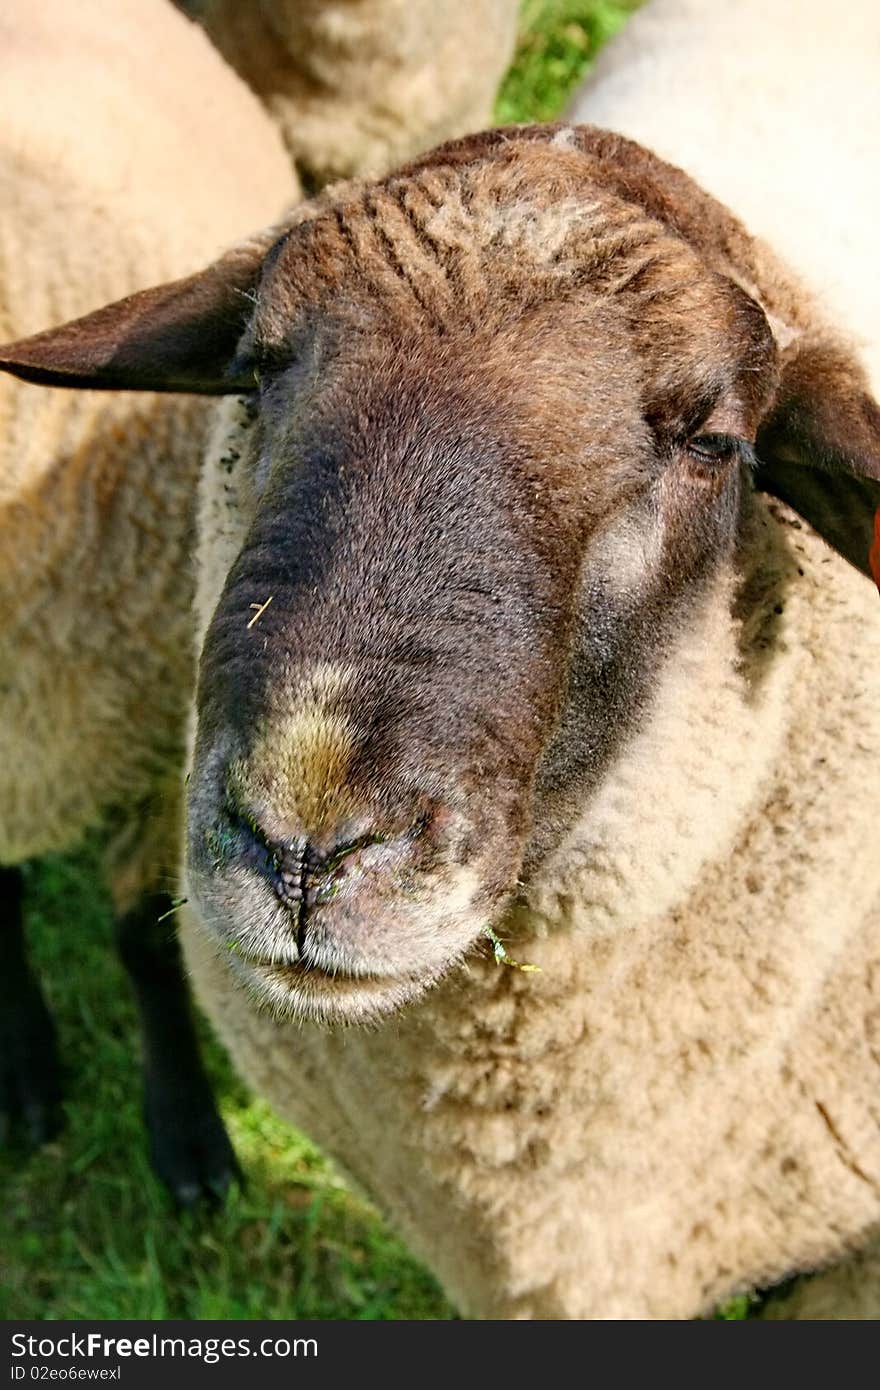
[755,341,880,579]
[0,238,272,395]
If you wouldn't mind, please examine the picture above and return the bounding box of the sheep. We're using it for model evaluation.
[180,0,520,185]
[2,112,879,1321]
[0,0,298,1200]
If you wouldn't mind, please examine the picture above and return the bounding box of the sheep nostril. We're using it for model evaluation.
[218,806,401,924]
[215,807,284,878]
[204,795,438,968]
[225,811,308,907]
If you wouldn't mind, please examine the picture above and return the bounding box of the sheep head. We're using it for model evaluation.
[3,126,879,1023]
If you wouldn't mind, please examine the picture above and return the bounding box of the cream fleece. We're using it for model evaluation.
[0,0,296,902]
[186,0,520,183]
[182,494,880,1317]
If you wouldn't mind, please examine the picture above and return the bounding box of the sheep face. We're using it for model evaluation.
[5,128,876,1024]
[181,145,779,1023]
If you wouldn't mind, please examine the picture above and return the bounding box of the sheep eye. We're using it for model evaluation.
[686,433,756,467]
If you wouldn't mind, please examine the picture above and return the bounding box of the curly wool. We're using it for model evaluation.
[181,494,880,1317]
[185,0,520,184]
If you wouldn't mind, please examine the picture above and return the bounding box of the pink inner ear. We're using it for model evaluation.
[872,508,880,593]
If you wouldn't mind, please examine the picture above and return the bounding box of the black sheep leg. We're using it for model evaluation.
[115,893,240,1206]
[0,864,63,1148]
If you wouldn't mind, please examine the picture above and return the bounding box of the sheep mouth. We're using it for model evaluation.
[225,948,447,1025]
[187,786,501,1021]
[188,821,492,1021]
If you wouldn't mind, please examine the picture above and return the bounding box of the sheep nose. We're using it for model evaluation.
[226,805,415,953]
[235,814,366,900]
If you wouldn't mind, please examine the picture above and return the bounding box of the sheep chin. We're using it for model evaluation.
[224,951,464,1028]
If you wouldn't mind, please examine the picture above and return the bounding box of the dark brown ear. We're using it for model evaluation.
[0,234,277,394]
[754,341,880,579]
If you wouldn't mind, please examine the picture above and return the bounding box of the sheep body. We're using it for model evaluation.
[184,0,520,183]
[182,498,880,1316]
[168,2,880,1314]
[0,0,296,890]
[169,112,880,1311]
[0,0,296,1195]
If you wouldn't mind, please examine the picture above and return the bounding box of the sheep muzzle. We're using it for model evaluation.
[183,356,589,1021]
[186,700,526,1021]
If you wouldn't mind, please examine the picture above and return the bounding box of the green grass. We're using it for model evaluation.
[7,0,751,1326]
[1,846,452,1320]
[495,0,643,123]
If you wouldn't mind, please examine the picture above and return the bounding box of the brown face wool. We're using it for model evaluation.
[2,112,879,1317]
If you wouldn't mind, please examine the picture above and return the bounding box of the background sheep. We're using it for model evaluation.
[6,100,878,1322]
[181,0,521,185]
[568,0,880,392]
[0,0,297,1200]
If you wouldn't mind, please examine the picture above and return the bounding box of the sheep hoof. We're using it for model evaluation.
[144,1083,241,1209]
[0,988,64,1151]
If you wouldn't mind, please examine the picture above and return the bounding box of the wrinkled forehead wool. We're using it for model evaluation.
[236,133,784,464]
[254,153,707,336]
[249,130,807,343]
